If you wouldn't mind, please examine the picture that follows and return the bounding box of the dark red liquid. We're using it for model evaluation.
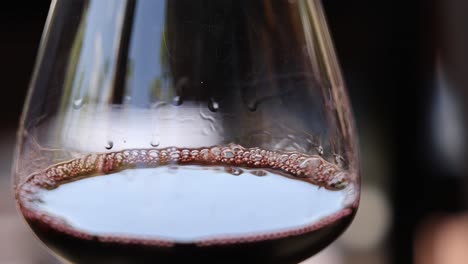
[17,146,357,263]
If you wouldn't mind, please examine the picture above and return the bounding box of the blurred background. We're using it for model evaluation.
[1,0,467,263]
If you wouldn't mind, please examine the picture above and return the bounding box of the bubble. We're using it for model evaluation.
[222,149,234,158]
[148,150,159,158]
[170,151,180,159]
[299,157,320,169]
[200,149,210,160]
[231,144,244,154]
[251,154,262,161]
[72,98,84,109]
[225,167,243,176]
[28,145,349,192]
[289,154,299,161]
[327,172,349,189]
[210,147,221,157]
[181,149,190,157]
[105,141,114,150]
[278,155,288,163]
[172,96,183,106]
[208,98,219,112]
[250,170,267,177]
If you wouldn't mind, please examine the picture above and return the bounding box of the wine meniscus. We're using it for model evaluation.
[17,145,357,263]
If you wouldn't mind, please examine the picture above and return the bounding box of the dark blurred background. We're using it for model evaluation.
[2,0,467,264]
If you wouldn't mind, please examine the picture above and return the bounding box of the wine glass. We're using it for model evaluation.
[13,0,360,263]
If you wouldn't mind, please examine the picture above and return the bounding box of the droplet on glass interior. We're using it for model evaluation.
[225,167,243,176]
[124,96,132,102]
[172,96,183,106]
[315,145,324,155]
[105,141,114,150]
[150,137,160,147]
[247,100,258,112]
[208,98,219,112]
[72,98,84,109]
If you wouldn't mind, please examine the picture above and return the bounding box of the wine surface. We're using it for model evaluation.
[17,145,357,263]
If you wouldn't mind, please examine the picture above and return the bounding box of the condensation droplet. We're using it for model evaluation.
[124,96,132,103]
[208,98,219,112]
[225,167,243,176]
[172,96,183,106]
[105,141,114,150]
[72,98,84,109]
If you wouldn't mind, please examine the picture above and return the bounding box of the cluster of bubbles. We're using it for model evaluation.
[18,144,349,201]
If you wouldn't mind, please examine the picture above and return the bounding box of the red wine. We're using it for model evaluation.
[16,145,357,263]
